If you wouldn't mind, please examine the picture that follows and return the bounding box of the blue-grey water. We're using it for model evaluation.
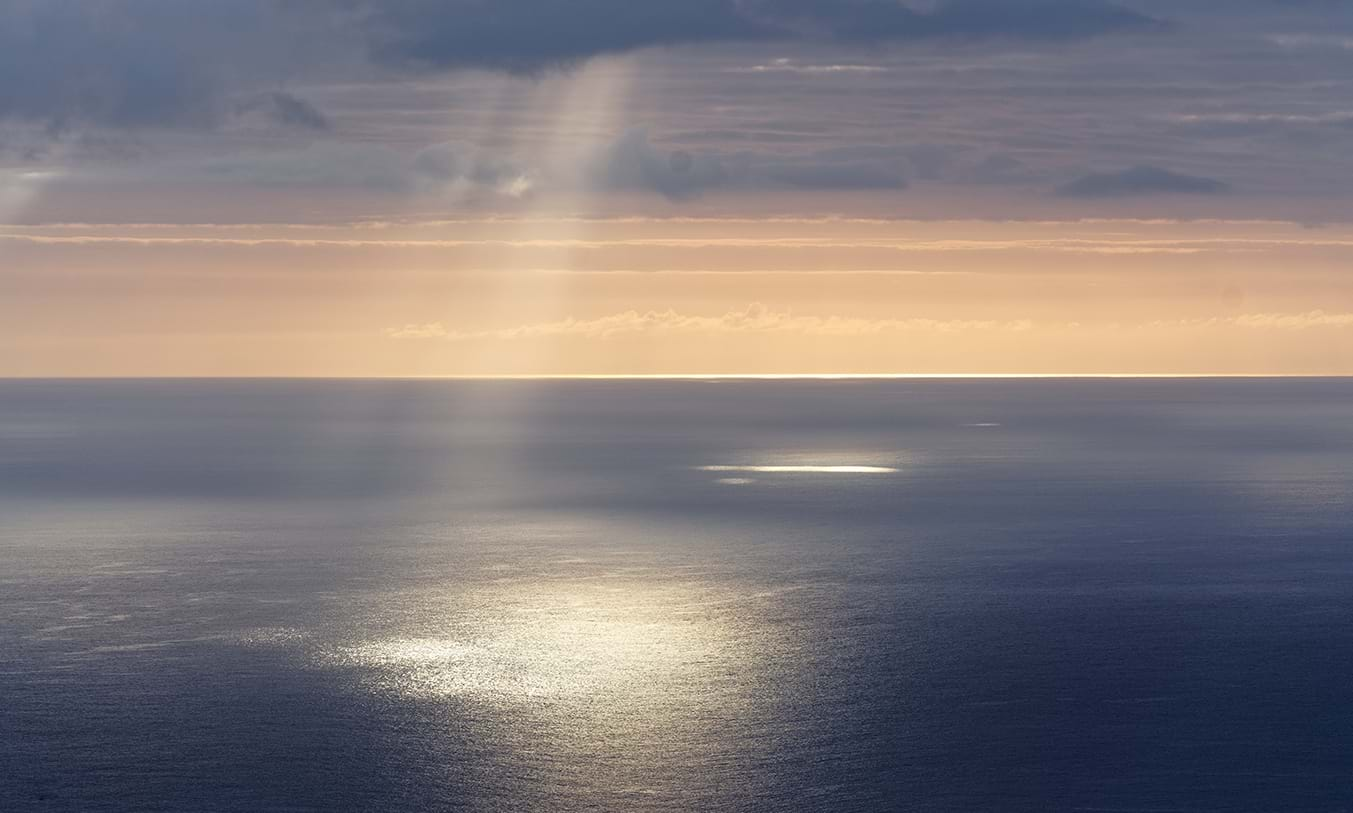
[3,379,1353,812]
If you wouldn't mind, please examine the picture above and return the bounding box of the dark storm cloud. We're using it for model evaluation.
[0,1,222,130]
[1057,166,1232,197]
[738,0,1160,43]
[351,0,767,72]
[0,0,1163,133]
[11,0,1353,216]
[0,1,331,133]
[356,0,1162,72]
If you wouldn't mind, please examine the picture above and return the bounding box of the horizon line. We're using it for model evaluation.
[4,373,1353,381]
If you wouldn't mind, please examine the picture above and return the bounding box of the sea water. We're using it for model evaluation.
[3,379,1353,811]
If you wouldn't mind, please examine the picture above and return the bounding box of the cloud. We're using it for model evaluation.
[968,154,1031,184]
[388,306,1353,344]
[411,141,534,196]
[1057,166,1232,197]
[191,141,530,196]
[198,143,413,191]
[356,0,1161,73]
[1225,310,1353,329]
[388,323,453,339]
[234,92,331,132]
[596,129,729,200]
[387,303,1034,340]
[1139,310,1353,331]
[740,0,1161,43]
[0,0,1167,137]
[1270,33,1353,52]
[920,0,1162,40]
[351,0,766,73]
[10,0,1353,219]
[0,1,326,133]
[1166,111,1353,139]
[767,162,908,190]
[734,58,888,74]
[594,129,911,198]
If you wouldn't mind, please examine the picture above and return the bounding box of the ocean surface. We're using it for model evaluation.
[3,378,1353,812]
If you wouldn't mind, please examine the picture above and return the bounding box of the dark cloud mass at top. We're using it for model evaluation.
[0,0,331,132]
[0,0,1160,131]
[6,0,1353,215]
[736,0,1159,43]
[357,0,1159,71]
[352,0,766,72]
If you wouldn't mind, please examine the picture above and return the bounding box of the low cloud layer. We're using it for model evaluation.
[595,129,910,199]
[388,303,1033,339]
[389,305,1353,343]
[1058,166,1232,198]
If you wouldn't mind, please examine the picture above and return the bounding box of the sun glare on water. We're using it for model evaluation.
[337,580,731,706]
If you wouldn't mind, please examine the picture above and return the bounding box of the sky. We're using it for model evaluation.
[3,0,1353,376]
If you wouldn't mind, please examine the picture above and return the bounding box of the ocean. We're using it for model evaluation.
[3,378,1352,812]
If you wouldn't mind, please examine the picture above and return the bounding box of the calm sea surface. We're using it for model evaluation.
[3,379,1353,812]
